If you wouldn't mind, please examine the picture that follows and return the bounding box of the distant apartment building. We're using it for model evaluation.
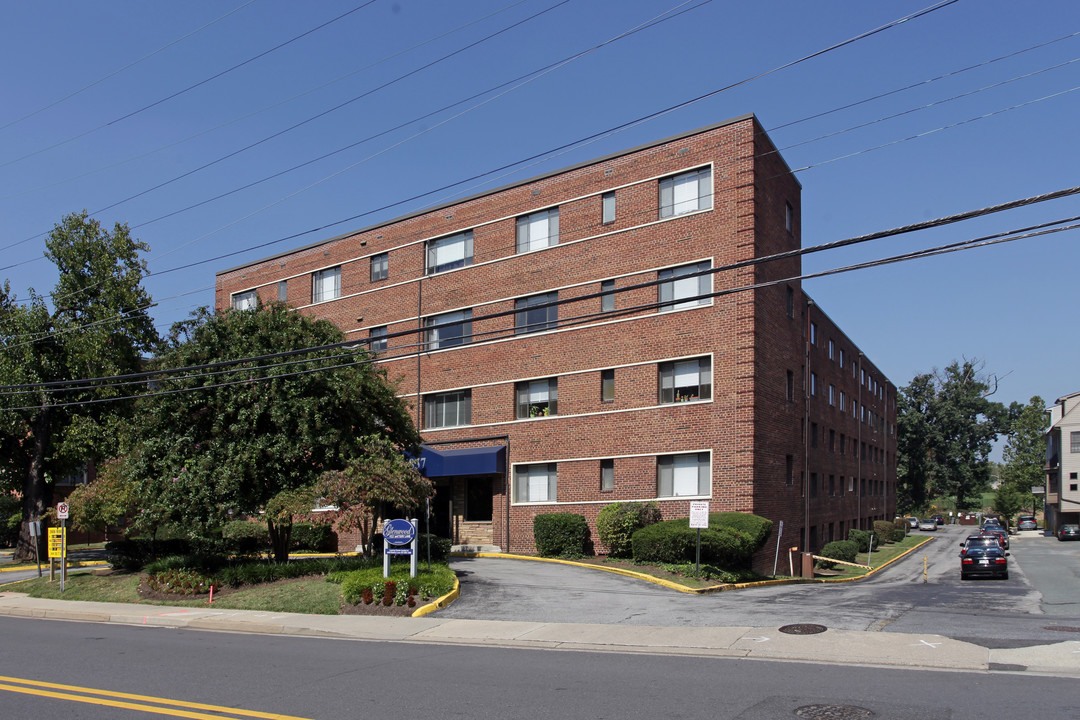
[215,114,897,566]
[1044,391,1080,529]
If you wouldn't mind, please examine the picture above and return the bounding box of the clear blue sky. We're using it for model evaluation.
[2,0,1078,429]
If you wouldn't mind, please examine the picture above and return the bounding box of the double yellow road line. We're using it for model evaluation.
[0,675,316,719]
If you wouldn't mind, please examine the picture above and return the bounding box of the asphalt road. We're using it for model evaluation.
[1,615,1077,720]
[440,525,1080,648]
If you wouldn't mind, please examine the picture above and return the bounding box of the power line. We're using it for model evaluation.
[0,2,378,171]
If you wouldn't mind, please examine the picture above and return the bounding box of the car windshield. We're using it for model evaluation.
[966,538,997,547]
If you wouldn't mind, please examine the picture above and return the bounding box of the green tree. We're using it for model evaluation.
[118,302,420,561]
[0,212,156,559]
[896,360,1009,513]
[993,483,1025,526]
[66,458,136,537]
[314,435,433,558]
[999,395,1048,513]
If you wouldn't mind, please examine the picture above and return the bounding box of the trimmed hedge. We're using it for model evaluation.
[847,529,875,553]
[291,522,336,552]
[596,502,661,558]
[709,512,773,549]
[873,520,897,544]
[631,521,752,568]
[817,539,859,570]
[892,529,906,543]
[533,513,589,558]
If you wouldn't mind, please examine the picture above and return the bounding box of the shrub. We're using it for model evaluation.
[418,534,452,563]
[146,568,211,595]
[817,539,858,570]
[596,502,661,558]
[533,513,589,558]
[873,520,896,544]
[106,538,194,570]
[847,529,875,553]
[631,519,752,568]
[291,522,336,552]
[892,528,906,543]
[709,512,773,552]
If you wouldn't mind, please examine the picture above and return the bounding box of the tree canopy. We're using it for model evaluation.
[999,395,1048,512]
[117,301,421,559]
[0,212,157,558]
[896,360,1011,512]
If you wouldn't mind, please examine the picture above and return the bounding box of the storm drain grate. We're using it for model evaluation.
[779,623,827,635]
[1044,625,1080,633]
[795,704,874,719]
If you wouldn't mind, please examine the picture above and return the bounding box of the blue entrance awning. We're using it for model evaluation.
[418,445,505,477]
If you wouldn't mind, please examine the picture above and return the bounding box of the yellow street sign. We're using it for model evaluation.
[47,527,64,559]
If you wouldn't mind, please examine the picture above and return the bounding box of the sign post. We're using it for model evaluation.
[772,520,784,577]
[688,501,709,579]
[382,518,418,579]
[57,502,69,592]
[28,520,41,577]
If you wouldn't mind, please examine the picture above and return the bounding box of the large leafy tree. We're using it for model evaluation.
[119,302,420,561]
[999,395,1048,513]
[896,360,1010,513]
[0,212,156,559]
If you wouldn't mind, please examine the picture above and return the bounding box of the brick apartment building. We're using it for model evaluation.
[215,114,897,564]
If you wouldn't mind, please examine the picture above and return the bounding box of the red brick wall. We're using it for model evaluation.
[215,115,897,568]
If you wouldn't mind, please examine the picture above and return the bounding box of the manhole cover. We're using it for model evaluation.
[779,623,827,635]
[1044,625,1080,633]
[795,704,873,719]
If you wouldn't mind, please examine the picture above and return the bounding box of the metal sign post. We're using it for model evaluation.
[57,502,69,593]
[688,501,709,579]
[772,520,784,577]
[28,521,41,577]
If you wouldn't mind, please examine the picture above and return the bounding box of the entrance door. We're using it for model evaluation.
[429,481,453,539]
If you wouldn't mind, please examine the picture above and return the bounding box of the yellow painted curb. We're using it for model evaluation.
[0,560,109,574]
[814,536,934,583]
[412,577,460,617]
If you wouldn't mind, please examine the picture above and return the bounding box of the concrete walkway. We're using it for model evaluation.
[0,591,1076,677]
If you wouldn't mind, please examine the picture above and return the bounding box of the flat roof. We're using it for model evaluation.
[218,113,797,275]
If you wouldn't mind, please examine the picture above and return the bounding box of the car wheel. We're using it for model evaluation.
[1001,572,1009,580]
[960,574,969,581]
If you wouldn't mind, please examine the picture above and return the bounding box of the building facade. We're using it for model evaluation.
[1044,391,1080,530]
[215,114,897,565]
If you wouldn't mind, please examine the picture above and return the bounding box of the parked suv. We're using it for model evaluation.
[1016,515,1037,531]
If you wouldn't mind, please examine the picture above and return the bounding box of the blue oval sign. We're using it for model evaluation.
[383,519,416,546]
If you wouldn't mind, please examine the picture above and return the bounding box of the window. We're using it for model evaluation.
[809,472,817,498]
[1072,484,1079,492]
[659,167,712,218]
[658,261,711,311]
[516,378,557,418]
[828,384,835,406]
[1072,432,1080,453]
[840,433,846,455]
[425,309,472,349]
[828,339,835,360]
[465,478,492,521]
[810,372,818,397]
[600,459,614,492]
[426,231,473,274]
[516,208,559,253]
[810,322,817,346]
[811,423,818,448]
[829,430,835,452]
[786,286,794,318]
[601,279,615,312]
[786,455,794,486]
[232,290,257,311]
[601,369,615,402]
[277,281,287,302]
[514,463,557,503]
[839,348,845,368]
[786,370,794,402]
[515,292,558,334]
[369,326,387,352]
[657,452,709,497]
[312,267,341,303]
[602,191,616,224]
[785,201,793,232]
[424,390,471,429]
[840,391,846,413]
[659,357,711,403]
[370,253,388,281]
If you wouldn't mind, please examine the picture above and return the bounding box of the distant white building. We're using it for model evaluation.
[1044,391,1080,530]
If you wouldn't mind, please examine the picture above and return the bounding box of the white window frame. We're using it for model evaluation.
[602,191,616,224]
[515,292,558,334]
[370,252,388,281]
[659,357,711,404]
[514,463,557,503]
[516,208,559,253]
[426,231,473,274]
[312,267,341,303]
[516,378,557,418]
[657,452,710,498]
[659,167,712,218]
[600,459,614,492]
[424,390,471,430]
[425,309,472,350]
[658,261,712,312]
[232,290,257,311]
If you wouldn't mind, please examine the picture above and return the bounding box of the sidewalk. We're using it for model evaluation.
[0,591,1076,677]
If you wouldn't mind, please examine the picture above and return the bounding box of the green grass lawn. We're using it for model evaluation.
[814,534,932,580]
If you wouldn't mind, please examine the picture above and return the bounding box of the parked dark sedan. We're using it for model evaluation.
[929,514,946,525]
[960,543,1009,580]
[979,526,1009,550]
[1058,524,1080,541]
